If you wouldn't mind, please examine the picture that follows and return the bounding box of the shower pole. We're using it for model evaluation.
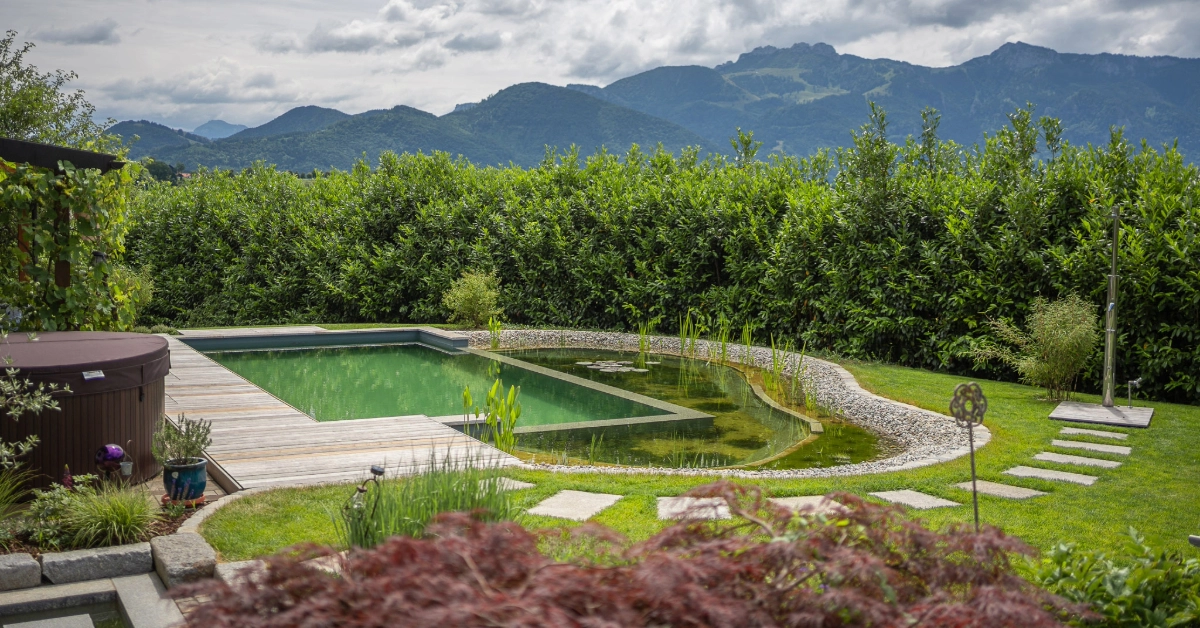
[1102,206,1119,408]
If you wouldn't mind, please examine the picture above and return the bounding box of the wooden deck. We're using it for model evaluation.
[164,331,517,492]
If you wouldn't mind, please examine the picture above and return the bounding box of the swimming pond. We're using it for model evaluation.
[503,349,886,469]
[204,341,887,470]
[207,344,667,426]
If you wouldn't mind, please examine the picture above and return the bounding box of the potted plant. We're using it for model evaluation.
[151,413,212,505]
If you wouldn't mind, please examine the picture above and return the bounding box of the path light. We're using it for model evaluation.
[950,382,987,532]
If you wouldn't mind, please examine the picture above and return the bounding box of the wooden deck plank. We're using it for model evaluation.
[164,333,518,492]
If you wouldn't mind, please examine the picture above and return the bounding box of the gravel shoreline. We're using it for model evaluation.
[462,329,990,479]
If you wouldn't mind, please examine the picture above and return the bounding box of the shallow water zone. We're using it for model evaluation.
[504,349,884,470]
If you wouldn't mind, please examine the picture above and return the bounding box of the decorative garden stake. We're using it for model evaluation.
[950,382,987,532]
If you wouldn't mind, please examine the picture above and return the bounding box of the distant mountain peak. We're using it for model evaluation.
[193,119,247,139]
[980,41,1060,69]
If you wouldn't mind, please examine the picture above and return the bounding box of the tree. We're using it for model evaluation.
[0,30,116,151]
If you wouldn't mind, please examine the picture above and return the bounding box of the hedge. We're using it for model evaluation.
[125,106,1200,403]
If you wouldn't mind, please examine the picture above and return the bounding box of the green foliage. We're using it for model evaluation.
[487,316,502,349]
[0,158,147,331]
[124,109,1200,403]
[1033,529,1200,627]
[441,270,501,329]
[972,295,1100,400]
[151,414,212,464]
[0,467,32,532]
[0,30,116,150]
[25,472,98,549]
[64,483,157,548]
[482,379,520,454]
[334,459,516,549]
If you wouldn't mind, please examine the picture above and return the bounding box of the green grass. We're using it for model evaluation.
[201,361,1200,562]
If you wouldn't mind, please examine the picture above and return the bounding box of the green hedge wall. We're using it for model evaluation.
[125,108,1200,404]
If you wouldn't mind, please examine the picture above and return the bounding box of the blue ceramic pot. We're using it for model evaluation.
[162,458,207,502]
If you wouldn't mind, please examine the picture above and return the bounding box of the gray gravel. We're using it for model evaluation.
[463,329,990,479]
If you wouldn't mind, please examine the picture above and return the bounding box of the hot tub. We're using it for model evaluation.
[1,332,169,490]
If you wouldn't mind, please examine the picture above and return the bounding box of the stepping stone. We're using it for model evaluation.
[527,490,622,521]
[658,496,731,520]
[1051,439,1131,456]
[953,480,1046,499]
[482,477,535,491]
[1004,466,1097,485]
[1060,427,1128,440]
[1034,452,1122,469]
[1190,535,1200,549]
[770,495,846,514]
[868,490,960,510]
[8,616,94,628]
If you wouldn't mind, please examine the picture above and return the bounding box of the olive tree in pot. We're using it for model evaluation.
[152,414,212,506]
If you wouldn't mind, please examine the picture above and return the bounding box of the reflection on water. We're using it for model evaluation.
[504,349,884,470]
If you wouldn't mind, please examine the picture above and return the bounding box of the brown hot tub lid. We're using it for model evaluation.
[2,332,170,395]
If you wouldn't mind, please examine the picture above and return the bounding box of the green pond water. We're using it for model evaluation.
[207,344,661,425]
[503,349,885,470]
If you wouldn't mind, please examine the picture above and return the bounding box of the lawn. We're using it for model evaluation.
[200,360,1200,562]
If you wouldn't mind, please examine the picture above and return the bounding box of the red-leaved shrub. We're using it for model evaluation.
[178,482,1087,627]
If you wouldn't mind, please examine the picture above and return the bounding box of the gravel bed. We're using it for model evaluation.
[463,329,990,479]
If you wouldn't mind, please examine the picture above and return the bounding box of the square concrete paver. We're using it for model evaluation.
[1034,452,1122,469]
[7,616,94,628]
[1060,427,1128,440]
[485,478,535,491]
[527,490,622,521]
[868,490,960,510]
[1051,439,1131,456]
[953,480,1046,499]
[769,496,846,515]
[657,497,732,520]
[1050,400,1153,428]
[1004,466,1097,485]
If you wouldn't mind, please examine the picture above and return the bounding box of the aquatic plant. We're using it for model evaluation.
[740,322,754,367]
[482,379,521,454]
[487,317,502,350]
[715,315,731,364]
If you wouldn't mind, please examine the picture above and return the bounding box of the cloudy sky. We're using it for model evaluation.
[6,0,1198,131]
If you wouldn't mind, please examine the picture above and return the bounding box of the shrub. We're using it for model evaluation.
[24,471,99,549]
[64,483,157,548]
[971,295,1099,400]
[441,270,501,328]
[148,323,178,335]
[336,458,516,549]
[182,482,1085,626]
[151,413,212,464]
[132,325,152,334]
[1032,529,1200,627]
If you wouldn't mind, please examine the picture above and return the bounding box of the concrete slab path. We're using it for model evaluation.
[527,490,622,521]
[657,497,732,520]
[953,480,1046,499]
[1060,427,1128,440]
[1004,466,1097,485]
[868,490,959,510]
[769,496,845,515]
[1051,440,1131,456]
[1034,452,1122,469]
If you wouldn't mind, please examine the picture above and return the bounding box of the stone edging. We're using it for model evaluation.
[460,329,990,479]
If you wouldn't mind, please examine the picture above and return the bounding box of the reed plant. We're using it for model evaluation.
[740,322,754,366]
[715,315,731,364]
[586,433,605,465]
[334,456,516,549]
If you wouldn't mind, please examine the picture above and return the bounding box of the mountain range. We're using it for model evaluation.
[109,41,1200,170]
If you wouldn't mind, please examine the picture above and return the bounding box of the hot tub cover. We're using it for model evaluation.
[2,332,170,394]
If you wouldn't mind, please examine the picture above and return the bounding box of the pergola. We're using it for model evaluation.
[0,137,125,288]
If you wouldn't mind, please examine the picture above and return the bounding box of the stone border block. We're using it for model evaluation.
[112,573,186,628]
[40,543,152,585]
[0,553,42,591]
[151,533,216,589]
